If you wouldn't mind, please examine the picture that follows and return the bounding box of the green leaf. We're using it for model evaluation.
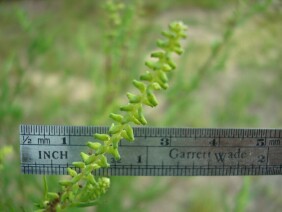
[156,79,169,89]
[124,124,134,141]
[109,123,123,134]
[99,155,110,167]
[59,180,73,186]
[173,46,184,55]
[80,152,89,162]
[146,89,158,107]
[94,133,110,141]
[145,61,160,70]
[87,142,101,150]
[130,115,142,125]
[162,64,173,72]
[121,129,132,141]
[47,192,59,201]
[151,51,165,58]
[109,113,124,122]
[71,173,83,184]
[140,71,153,81]
[67,167,77,177]
[132,80,146,93]
[156,39,168,49]
[158,71,168,83]
[85,154,97,165]
[137,107,147,125]
[120,104,135,112]
[161,30,176,39]
[72,184,79,194]
[151,82,162,90]
[166,59,176,70]
[61,192,68,202]
[72,162,85,168]
[84,165,95,174]
[112,148,120,160]
[126,92,141,103]
[111,135,120,148]
[87,174,97,186]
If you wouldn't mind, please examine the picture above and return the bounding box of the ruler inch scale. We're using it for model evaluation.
[20,125,282,176]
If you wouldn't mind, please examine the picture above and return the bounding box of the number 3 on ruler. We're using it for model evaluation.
[160,137,170,146]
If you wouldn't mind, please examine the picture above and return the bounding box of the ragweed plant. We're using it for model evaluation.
[38,21,187,211]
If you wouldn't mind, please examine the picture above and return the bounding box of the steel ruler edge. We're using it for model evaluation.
[20,125,282,176]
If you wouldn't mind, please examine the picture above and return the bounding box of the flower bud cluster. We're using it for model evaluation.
[42,21,187,211]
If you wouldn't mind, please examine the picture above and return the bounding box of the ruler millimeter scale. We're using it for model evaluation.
[20,125,282,176]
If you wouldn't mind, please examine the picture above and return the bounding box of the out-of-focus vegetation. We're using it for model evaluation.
[0,0,281,211]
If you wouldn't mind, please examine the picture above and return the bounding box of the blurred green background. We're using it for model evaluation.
[0,0,281,211]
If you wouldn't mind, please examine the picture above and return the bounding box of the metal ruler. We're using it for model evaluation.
[20,125,282,176]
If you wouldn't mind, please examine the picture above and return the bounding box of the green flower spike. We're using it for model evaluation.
[40,21,187,211]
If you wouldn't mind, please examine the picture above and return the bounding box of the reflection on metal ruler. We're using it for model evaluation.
[20,125,282,176]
